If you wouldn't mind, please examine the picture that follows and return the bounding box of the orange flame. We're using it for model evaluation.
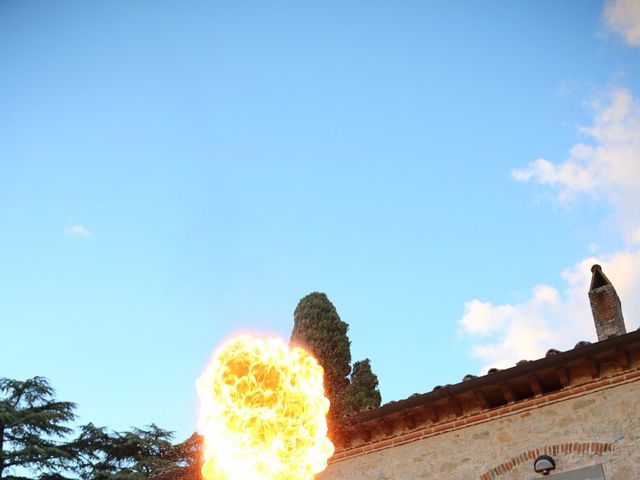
[197,335,334,480]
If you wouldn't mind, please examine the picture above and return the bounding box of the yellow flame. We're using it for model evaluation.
[197,334,334,480]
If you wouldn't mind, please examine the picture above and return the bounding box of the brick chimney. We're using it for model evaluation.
[589,264,626,341]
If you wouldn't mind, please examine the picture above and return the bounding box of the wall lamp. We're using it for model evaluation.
[534,455,556,475]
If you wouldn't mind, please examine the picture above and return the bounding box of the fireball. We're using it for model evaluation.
[197,334,335,480]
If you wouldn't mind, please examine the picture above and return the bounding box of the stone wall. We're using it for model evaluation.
[318,375,640,480]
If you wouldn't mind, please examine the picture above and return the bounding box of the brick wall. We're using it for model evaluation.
[589,285,626,340]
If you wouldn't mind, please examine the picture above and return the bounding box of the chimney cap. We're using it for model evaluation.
[589,264,613,291]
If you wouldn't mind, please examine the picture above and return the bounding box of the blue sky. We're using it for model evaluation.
[2,1,640,443]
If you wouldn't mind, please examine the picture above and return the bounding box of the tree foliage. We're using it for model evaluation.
[348,359,381,413]
[0,377,76,480]
[291,292,352,417]
[1,377,203,480]
[70,423,181,480]
[170,433,202,476]
[71,425,203,480]
[290,292,381,424]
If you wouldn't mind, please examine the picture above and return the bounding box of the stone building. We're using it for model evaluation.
[319,265,640,480]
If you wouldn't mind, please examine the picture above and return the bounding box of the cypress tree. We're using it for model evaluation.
[290,292,382,423]
[290,292,352,423]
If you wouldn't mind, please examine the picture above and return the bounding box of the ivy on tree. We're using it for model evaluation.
[290,292,382,424]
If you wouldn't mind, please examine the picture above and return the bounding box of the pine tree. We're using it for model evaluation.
[0,377,76,480]
[347,359,381,413]
[171,433,203,477]
[71,424,184,480]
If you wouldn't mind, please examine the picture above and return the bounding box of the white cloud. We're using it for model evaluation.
[462,87,640,373]
[64,224,93,238]
[461,251,640,373]
[604,0,640,46]
[460,300,514,336]
[512,88,640,244]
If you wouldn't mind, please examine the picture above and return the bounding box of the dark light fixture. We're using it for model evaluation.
[534,455,556,475]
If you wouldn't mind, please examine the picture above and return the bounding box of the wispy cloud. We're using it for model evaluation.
[64,224,93,238]
[461,88,640,373]
[512,88,640,244]
[604,0,640,47]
